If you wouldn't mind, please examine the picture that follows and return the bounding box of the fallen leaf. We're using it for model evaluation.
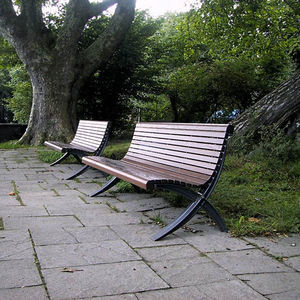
[9,192,16,196]
[248,217,260,223]
[62,267,83,273]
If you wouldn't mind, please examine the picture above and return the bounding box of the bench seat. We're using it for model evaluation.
[83,156,208,189]
[82,122,233,240]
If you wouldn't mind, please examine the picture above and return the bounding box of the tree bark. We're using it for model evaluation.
[0,0,136,145]
[230,70,300,149]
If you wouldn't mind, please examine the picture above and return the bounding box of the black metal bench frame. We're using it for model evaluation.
[44,120,110,180]
[82,122,233,240]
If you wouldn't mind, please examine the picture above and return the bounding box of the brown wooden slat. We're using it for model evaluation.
[131,140,221,157]
[137,123,229,131]
[72,134,104,144]
[124,153,214,176]
[132,136,223,151]
[133,132,224,145]
[122,158,208,186]
[129,144,219,164]
[122,156,211,182]
[126,148,216,170]
[78,120,108,127]
[83,156,149,189]
[135,127,226,138]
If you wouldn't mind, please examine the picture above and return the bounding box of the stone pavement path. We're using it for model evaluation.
[0,148,299,300]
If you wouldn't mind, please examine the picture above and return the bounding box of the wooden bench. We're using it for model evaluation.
[44,120,110,179]
[82,122,233,240]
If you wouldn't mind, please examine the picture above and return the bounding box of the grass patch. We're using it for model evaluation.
[0,217,4,230]
[37,149,78,164]
[11,180,25,206]
[150,213,166,226]
[103,140,130,160]
[209,152,300,236]
[0,140,30,149]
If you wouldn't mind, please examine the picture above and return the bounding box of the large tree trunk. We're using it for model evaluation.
[19,69,75,145]
[230,70,300,149]
[0,0,136,145]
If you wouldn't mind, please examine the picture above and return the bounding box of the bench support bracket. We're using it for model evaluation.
[151,184,227,241]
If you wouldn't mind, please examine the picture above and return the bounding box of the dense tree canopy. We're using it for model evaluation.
[0,0,298,147]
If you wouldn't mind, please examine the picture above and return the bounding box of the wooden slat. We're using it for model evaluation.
[131,140,221,157]
[124,153,214,176]
[133,132,224,145]
[135,127,226,138]
[137,122,229,131]
[132,136,223,151]
[130,144,219,164]
[122,158,209,186]
[122,156,211,182]
[126,148,216,170]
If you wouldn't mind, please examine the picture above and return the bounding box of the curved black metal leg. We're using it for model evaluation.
[202,200,227,232]
[89,176,120,197]
[50,152,70,166]
[152,196,206,241]
[66,165,90,180]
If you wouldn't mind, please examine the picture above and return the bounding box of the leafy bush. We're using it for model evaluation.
[5,65,32,123]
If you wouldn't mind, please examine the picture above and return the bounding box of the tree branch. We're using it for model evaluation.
[88,0,118,18]
[0,0,20,42]
[56,0,91,53]
[20,0,44,30]
[77,0,136,82]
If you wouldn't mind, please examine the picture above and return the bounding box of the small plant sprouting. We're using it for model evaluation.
[0,217,4,230]
[11,180,25,206]
[150,213,165,227]
[51,188,60,196]
[106,201,120,213]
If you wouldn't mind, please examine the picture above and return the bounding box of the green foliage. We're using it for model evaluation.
[0,140,29,149]
[37,150,77,164]
[5,65,32,124]
[146,0,298,122]
[115,181,136,193]
[102,140,130,160]
[77,11,162,135]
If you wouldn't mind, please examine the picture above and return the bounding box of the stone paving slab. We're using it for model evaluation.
[43,261,169,299]
[3,215,83,230]
[244,234,300,257]
[136,244,200,262]
[285,256,300,271]
[36,240,141,268]
[0,230,33,261]
[149,257,234,287]
[111,224,187,248]
[113,196,170,212]
[175,224,255,253]
[63,226,120,243]
[75,211,142,227]
[207,249,292,274]
[238,272,300,296]
[0,259,42,289]
[0,286,48,300]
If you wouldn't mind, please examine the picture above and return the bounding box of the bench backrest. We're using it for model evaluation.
[70,120,110,153]
[123,122,233,186]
